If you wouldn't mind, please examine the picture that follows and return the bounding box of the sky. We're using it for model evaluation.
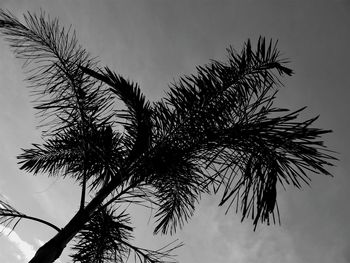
[0,0,349,263]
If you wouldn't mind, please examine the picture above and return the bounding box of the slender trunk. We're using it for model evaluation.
[28,208,89,263]
[28,175,123,263]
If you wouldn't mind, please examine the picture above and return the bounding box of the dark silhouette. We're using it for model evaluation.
[0,10,336,263]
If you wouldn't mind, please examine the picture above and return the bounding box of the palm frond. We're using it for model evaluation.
[18,122,125,190]
[71,207,133,263]
[0,197,60,232]
[148,38,335,229]
[150,38,292,162]
[80,66,153,163]
[165,37,291,121]
[192,89,335,228]
[0,198,23,233]
[125,239,182,263]
[71,206,180,263]
[0,9,115,135]
[102,182,157,210]
[210,101,336,228]
[144,143,207,235]
[18,141,79,177]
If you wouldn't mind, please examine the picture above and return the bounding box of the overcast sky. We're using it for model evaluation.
[0,1,349,263]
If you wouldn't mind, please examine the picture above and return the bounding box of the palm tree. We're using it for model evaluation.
[0,10,335,263]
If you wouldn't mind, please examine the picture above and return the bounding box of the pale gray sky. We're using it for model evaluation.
[0,1,349,263]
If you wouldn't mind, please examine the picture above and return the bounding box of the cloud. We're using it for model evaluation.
[0,233,63,263]
[34,238,45,247]
[0,225,36,261]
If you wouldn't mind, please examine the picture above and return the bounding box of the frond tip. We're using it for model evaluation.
[0,197,60,232]
[0,9,114,135]
[0,198,23,233]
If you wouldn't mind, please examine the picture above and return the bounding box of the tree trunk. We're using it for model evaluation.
[28,205,90,263]
[28,238,66,263]
[28,175,123,263]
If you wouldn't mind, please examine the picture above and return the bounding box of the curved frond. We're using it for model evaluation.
[164,37,291,123]
[80,66,152,163]
[0,197,60,232]
[150,38,293,166]
[209,101,336,228]
[0,198,23,233]
[0,10,115,135]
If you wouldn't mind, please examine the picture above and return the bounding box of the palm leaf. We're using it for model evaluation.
[71,206,180,263]
[80,66,153,164]
[0,198,23,233]
[0,10,115,135]
[146,143,207,235]
[18,122,125,190]
[0,197,60,233]
[148,38,335,230]
[71,207,133,263]
[18,140,80,177]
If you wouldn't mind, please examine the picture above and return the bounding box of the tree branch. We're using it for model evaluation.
[0,213,60,232]
[19,214,61,232]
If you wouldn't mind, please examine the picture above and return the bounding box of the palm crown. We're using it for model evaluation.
[0,10,335,263]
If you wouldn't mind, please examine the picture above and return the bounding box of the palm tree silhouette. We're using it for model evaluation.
[0,10,336,263]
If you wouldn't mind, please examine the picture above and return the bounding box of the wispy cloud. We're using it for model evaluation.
[0,225,35,261]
